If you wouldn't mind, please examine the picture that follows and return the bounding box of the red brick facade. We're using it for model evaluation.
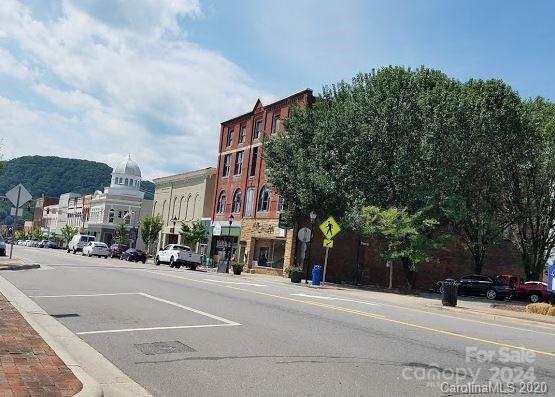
[212,89,314,222]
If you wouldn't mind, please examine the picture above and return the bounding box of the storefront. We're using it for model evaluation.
[207,221,241,268]
[239,219,296,276]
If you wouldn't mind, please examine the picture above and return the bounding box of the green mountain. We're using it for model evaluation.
[0,156,155,226]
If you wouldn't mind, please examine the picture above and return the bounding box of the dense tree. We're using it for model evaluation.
[115,223,129,244]
[141,215,163,255]
[505,98,555,280]
[61,225,78,244]
[357,206,445,288]
[179,221,207,251]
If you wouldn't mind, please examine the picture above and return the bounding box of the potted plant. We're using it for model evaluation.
[289,265,303,283]
[232,262,244,275]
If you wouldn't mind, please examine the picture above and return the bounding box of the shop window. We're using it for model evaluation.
[253,239,285,269]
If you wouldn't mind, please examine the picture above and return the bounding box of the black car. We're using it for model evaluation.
[121,248,147,263]
[438,275,514,300]
[0,235,6,256]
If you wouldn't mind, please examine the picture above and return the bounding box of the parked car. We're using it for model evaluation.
[495,275,552,303]
[121,248,147,263]
[155,244,203,270]
[67,234,95,254]
[38,239,49,248]
[0,235,6,256]
[44,241,58,249]
[82,242,109,258]
[437,275,514,300]
[109,243,129,258]
[30,239,40,247]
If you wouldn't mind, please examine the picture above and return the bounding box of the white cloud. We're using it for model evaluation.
[0,0,271,179]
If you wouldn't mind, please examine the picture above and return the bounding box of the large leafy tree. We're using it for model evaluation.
[505,98,555,280]
[179,220,207,250]
[61,225,78,244]
[115,222,129,244]
[141,215,163,255]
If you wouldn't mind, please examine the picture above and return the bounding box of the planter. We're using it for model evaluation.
[232,266,243,275]
[290,271,303,283]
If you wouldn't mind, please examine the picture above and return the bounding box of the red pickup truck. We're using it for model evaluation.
[496,275,551,303]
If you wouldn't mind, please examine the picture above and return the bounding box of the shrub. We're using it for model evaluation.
[525,303,555,316]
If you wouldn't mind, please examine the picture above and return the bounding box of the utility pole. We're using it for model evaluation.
[9,186,21,259]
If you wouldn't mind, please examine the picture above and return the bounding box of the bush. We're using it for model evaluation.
[525,303,555,316]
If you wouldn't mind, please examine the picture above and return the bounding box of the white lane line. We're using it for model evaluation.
[204,279,267,287]
[30,292,140,298]
[291,293,378,306]
[138,293,241,326]
[76,323,239,335]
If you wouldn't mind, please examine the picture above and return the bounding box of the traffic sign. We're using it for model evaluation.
[5,184,32,207]
[323,239,334,248]
[548,265,555,292]
[319,216,341,239]
[297,227,312,243]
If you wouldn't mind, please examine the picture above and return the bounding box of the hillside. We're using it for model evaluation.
[0,156,154,226]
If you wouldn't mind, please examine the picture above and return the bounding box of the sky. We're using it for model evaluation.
[1,0,554,180]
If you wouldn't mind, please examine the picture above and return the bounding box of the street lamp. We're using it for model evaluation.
[226,214,234,273]
[305,211,317,284]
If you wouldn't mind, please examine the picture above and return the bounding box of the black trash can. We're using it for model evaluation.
[441,281,458,307]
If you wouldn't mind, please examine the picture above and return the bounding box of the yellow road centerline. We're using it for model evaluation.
[139,269,555,357]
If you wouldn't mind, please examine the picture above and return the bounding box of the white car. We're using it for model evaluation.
[82,242,109,258]
[155,244,203,270]
[67,234,95,254]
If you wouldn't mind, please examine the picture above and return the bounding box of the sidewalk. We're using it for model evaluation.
[0,257,40,271]
[0,293,82,397]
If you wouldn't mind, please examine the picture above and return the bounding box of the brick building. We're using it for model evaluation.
[210,89,314,275]
[32,196,59,230]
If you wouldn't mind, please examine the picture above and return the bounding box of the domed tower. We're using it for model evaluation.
[107,155,144,198]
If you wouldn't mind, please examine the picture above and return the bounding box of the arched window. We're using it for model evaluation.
[125,178,128,186]
[178,196,185,219]
[161,200,166,221]
[172,197,178,218]
[257,186,270,212]
[130,179,133,187]
[192,194,199,219]
[232,189,242,214]
[185,195,191,219]
[216,191,226,214]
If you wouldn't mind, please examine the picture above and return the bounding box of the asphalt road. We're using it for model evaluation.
[3,246,555,396]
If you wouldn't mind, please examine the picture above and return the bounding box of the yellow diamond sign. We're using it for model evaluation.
[323,239,334,248]
[319,216,341,240]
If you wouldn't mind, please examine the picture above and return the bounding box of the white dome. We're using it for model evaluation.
[113,156,141,178]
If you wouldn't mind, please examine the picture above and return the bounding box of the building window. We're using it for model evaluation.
[239,125,247,143]
[249,147,258,177]
[108,209,114,223]
[232,189,242,214]
[253,120,263,140]
[129,179,133,186]
[234,151,244,175]
[216,190,226,214]
[125,178,128,185]
[118,211,122,218]
[226,129,234,147]
[222,154,231,177]
[257,185,270,212]
[272,115,280,135]
[244,187,255,218]
[278,196,285,212]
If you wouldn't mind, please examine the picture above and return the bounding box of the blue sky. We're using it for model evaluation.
[1,0,554,179]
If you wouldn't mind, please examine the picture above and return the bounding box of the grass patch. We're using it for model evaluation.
[525,303,555,316]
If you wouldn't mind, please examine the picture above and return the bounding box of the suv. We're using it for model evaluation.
[67,234,95,254]
[438,275,514,300]
[496,275,552,303]
[0,235,5,256]
[109,243,129,258]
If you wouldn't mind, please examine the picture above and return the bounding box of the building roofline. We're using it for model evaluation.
[220,88,313,125]
[153,167,217,184]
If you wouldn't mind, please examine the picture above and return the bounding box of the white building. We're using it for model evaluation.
[85,156,153,249]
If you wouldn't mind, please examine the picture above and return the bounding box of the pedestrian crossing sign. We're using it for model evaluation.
[323,239,334,248]
[319,216,341,240]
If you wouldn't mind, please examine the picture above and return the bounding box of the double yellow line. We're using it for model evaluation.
[142,269,555,358]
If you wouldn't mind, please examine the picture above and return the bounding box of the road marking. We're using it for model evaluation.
[76,323,239,335]
[139,293,241,326]
[142,270,555,358]
[204,279,267,287]
[31,292,140,298]
[291,293,378,306]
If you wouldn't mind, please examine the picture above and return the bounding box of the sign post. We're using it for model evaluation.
[5,184,32,259]
[319,216,341,284]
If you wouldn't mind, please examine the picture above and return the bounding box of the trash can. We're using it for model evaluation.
[441,281,458,307]
[312,265,323,286]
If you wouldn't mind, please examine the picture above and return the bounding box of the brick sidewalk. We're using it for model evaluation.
[0,293,82,397]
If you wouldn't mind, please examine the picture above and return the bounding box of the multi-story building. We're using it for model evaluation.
[85,156,152,249]
[211,89,314,275]
[56,192,81,233]
[152,167,216,252]
[33,196,59,230]
[42,204,59,237]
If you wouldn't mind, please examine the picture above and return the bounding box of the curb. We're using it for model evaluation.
[0,275,152,397]
[0,263,41,271]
